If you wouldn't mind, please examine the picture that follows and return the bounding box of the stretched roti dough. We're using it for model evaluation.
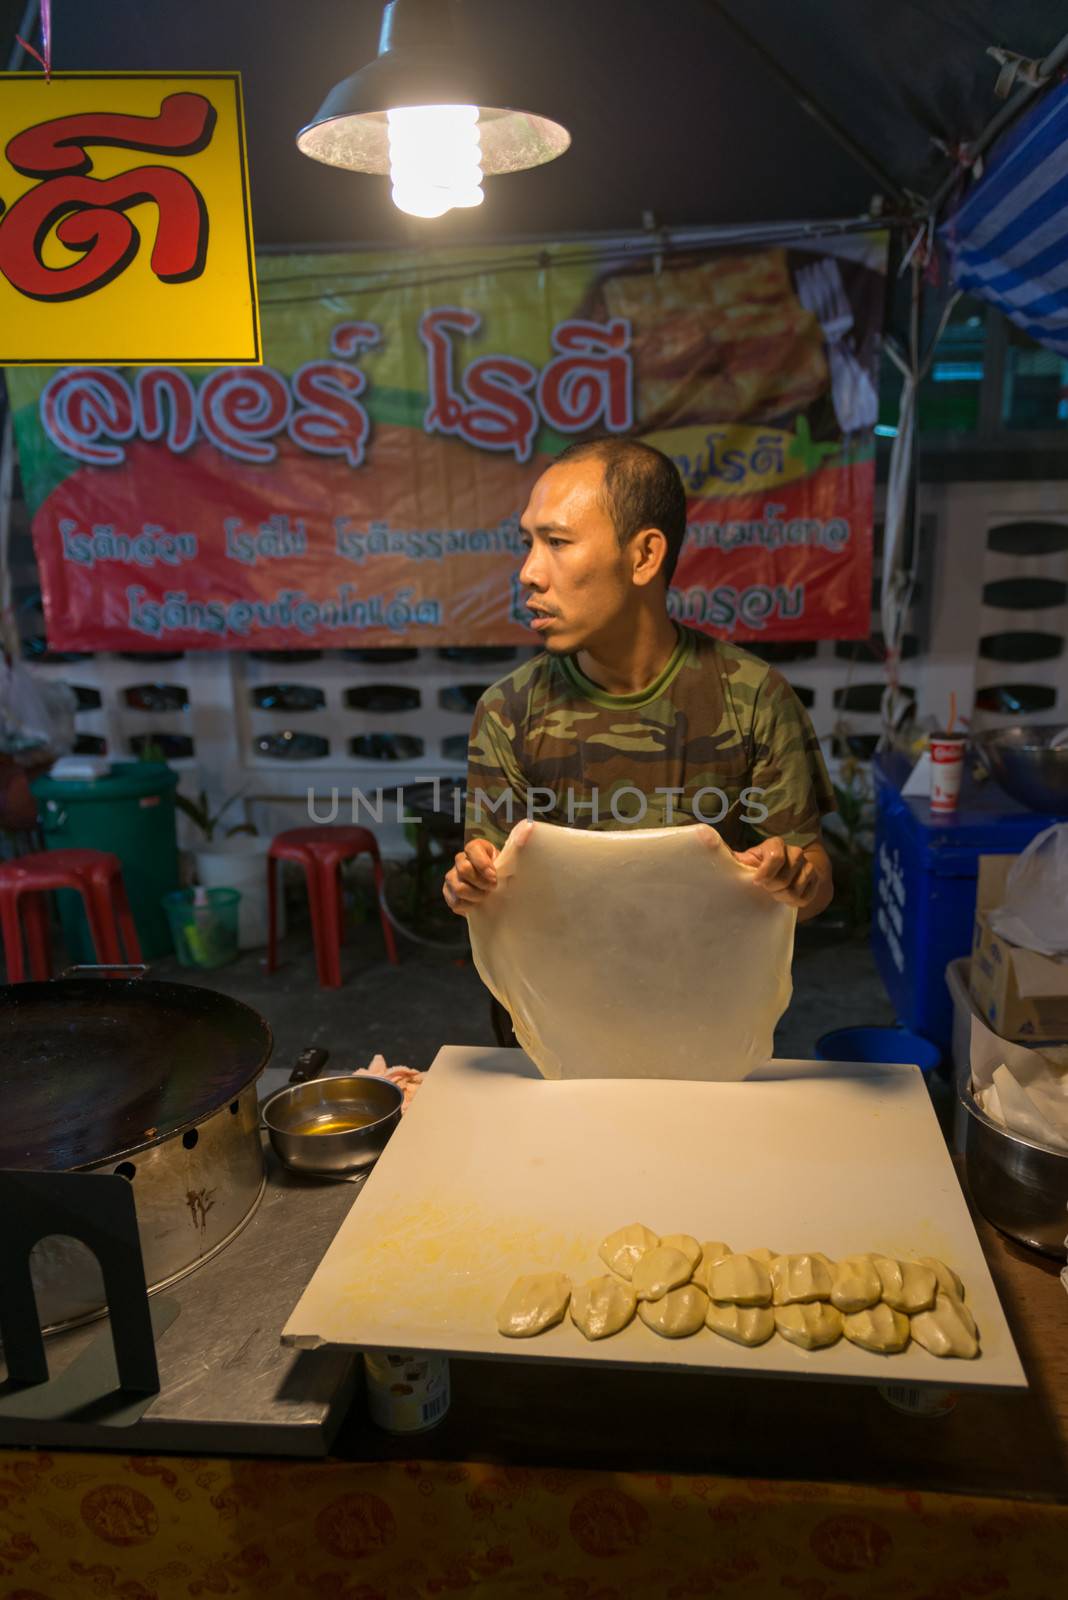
[468,822,795,1080]
[706,1253,772,1306]
[598,1223,659,1280]
[919,1257,965,1300]
[570,1275,638,1340]
[691,1241,733,1292]
[911,1293,980,1359]
[496,1272,571,1337]
[638,1284,708,1338]
[660,1233,703,1273]
[706,1301,775,1346]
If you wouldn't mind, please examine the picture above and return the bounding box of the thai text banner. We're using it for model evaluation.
[6,232,887,650]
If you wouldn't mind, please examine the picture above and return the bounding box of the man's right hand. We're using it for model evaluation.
[443,838,500,916]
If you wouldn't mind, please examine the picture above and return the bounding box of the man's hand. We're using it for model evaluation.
[697,827,833,921]
[442,822,533,916]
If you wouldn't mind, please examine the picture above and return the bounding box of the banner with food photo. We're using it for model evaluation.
[6,230,887,652]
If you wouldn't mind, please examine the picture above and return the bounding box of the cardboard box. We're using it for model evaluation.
[970,854,1068,1042]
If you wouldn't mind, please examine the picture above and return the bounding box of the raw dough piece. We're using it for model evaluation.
[570,1275,638,1341]
[638,1284,708,1338]
[661,1233,703,1274]
[691,1240,733,1292]
[843,1303,910,1354]
[496,1272,571,1337]
[706,1301,775,1346]
[632,1245,694,1302]
[911,1293,980,1359]
[830,1254,882,1313]
[774,1303,843,1350]
[744,1247,778,1268]
[770,1253,835,1305]
[919,1257,965,1300]
[468,822,795,1080]
[598,1223,659,1281]
[873,1256,937,1314]
[706,1253,772,1306]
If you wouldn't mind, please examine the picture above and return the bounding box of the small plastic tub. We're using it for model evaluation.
[162,888,241,969]
[815,1025,943,1075]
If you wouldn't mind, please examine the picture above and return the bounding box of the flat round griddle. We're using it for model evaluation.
[0,978,273,1170]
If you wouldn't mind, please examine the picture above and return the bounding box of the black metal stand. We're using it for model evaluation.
[0,1169,160,1394]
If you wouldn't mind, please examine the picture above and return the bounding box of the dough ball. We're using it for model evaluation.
[918,1257,965,1301]
[911,1292,980,1359]
[660,1233,703,1274]
[774,1303,844,1350]
[570,1275,637,1341]
[638,1284,708,1338]
[830,1254,882,1313]
[843,1303,910,1354]
[744,1247,778,1268]
[873,1256,937,1314]
[691,1240,732,1292]
[770,1252,835,1306]
[706,1300,775,1347]
[496,1272,571,1338]
[598,1223,659,1281]
[632,1244,694,1302]
[706,1253,772,1306]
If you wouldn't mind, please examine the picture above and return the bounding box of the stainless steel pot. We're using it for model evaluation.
[958,1074,1068,1256]
[262,1075,403,1177]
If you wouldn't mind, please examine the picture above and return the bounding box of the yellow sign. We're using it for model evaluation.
[0,73,260,364]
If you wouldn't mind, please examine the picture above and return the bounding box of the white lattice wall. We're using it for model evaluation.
[20,479,1068,853]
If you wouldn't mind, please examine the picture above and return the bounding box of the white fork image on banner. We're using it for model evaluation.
[796,257,879,433]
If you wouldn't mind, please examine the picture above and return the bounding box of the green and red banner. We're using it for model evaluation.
[6,232,887,651]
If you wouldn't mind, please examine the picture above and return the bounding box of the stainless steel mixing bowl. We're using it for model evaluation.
[261,1073,403,1177]
[972,726,1068,814]
[958,1072,1068,1256]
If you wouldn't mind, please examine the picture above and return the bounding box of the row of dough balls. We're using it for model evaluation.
[496,1224,979,1358]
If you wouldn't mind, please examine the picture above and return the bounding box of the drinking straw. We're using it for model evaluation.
[947,691,957,734]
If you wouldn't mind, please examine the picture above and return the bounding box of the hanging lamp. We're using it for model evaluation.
[296,0,571,219]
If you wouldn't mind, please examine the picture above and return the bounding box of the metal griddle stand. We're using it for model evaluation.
[0,1152,360,1456]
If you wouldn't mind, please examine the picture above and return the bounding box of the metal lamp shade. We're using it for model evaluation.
[296,0,570,176]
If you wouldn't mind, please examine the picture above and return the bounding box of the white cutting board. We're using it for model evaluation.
[282,1047,1027,1390]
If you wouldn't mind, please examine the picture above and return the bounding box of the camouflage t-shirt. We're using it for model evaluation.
[464,626,835,852]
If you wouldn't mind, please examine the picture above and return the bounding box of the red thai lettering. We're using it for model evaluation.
[198,368,291,464]
[0,92,214,302]
[420,306,538,461]
[288,361,372,467]
[40,368,135,465]
[330,321,381,359]
[537,318,634,434]
[135,369,197,454]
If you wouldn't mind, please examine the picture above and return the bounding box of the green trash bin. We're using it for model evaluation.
[31,762,180,961]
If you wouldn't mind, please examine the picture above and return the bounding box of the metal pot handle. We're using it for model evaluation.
[60,962,149,979]
[289,1046,330,1083]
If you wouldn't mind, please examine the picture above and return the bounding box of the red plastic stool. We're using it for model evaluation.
[0,848,142,983]
[266,826,398,988]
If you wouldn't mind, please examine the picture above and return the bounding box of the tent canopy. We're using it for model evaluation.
[3,0,1065,246]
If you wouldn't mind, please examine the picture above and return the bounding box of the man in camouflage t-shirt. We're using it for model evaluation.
[444,438,835,920]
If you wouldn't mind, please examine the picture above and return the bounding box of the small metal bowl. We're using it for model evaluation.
[261,1074,403,1178]
[958,1072,1068,1256]
[972,726,1068,814]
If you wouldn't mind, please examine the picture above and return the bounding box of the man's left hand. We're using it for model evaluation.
[698,829,833,919]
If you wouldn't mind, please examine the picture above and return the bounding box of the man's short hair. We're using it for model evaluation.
[554,436,687,585]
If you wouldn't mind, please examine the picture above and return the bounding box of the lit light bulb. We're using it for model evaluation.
[387,103,483,218]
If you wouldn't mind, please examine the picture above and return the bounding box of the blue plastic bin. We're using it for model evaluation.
[870,753,1059,1050]
[816,1025,942,1075]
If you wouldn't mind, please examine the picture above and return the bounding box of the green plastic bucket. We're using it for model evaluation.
[162,888,240,969]
[31,762,180,961]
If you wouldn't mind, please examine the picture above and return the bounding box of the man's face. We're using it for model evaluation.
[517,458,639,654]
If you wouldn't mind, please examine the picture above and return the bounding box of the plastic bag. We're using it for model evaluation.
[988,823,1068,957]
[0,657,75,755]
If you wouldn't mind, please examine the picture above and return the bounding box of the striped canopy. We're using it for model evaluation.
[942,81,1068,356]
